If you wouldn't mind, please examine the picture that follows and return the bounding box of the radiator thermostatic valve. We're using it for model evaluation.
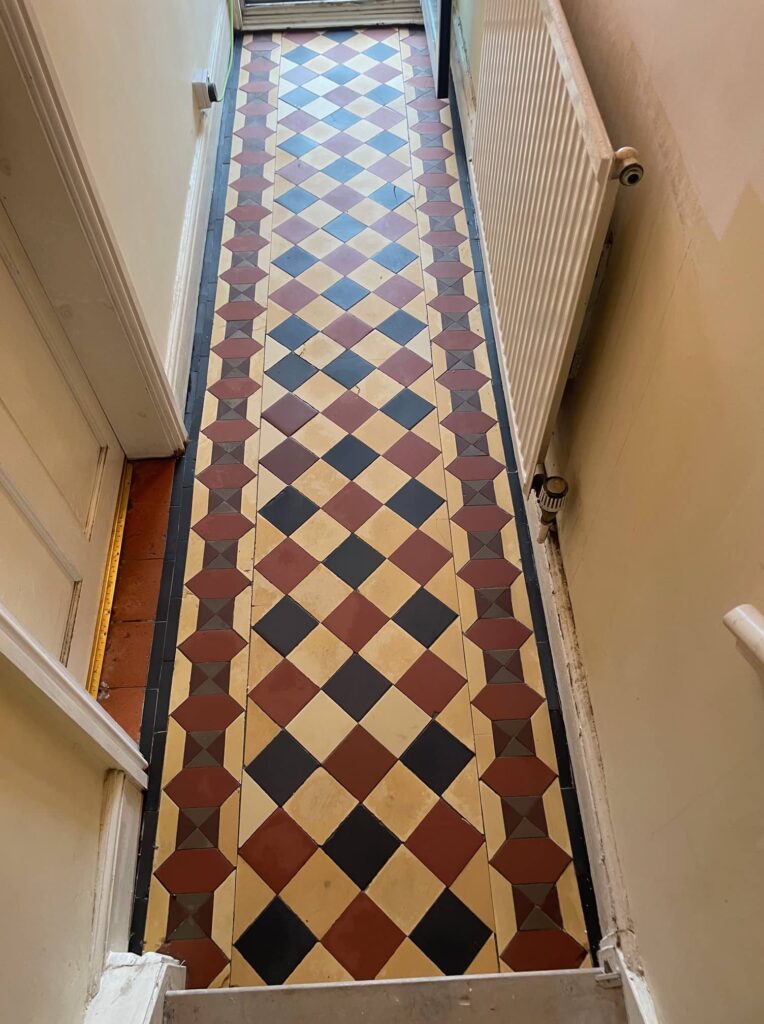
[531,467,569,543]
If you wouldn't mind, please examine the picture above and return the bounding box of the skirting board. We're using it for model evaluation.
[165,0,231,406]
[84,953,185,1024]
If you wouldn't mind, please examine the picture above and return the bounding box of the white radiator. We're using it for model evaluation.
[472,0,641,490]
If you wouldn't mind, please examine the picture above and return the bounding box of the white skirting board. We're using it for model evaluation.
[84,953,185,1024]
[241,0,423,30]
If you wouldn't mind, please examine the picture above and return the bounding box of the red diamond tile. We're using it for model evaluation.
[179,629,247,664]
[158,939,227,990]
[447,456,504,481]
[501,929,586,971]
[389,531,451,585]
[256,537,318,593]
[324,593,387,651]
[324,312,372,348]
[368,107,405,130]
[451,505,512,532]
[212,335,262,358]
[481,756,557,798]
[155,848,234,894]
[406,799,484,885]
[323,482,382,531]
[324,184,365,212]
[172,693,244,732]
[275,214,316,244]
[324,245,366,276]
[262,394,318,435]
[281,109,317,132]
[438,368,490,391]
[372,211,413,242]
[379,349,430,387]
[369,156,408,182]
[431,330,484,351]
[396,651,466,714]
[420,200,462,218]
[323,894,404,979]
[324,725,396,800]
[471,682,544,720]
[325,85,359,107]
[197,462,255,491]
[202,417,257,443]
[193,511,254,542]
[366,63,399,83]
[224,233,269,255]
[323,392,376,432]
[250,661,319,726]
[270,280,318,313]
[465,617,532,651]
[186,567,251,600]
[208,377,260,400]
[216,300,266,321]
[324,42,356,62]
[230,175,271,194]
[457,558,521,588]
[220,264,267,286]
[384,433,439,476]
[239,809,317,891]
[280,159,317,186]
[375,277,422,309]
[491,837,571,885]
[260,438,318,484]
[164,766,239,809]
[324,132,362,157]
[227,205,269,224]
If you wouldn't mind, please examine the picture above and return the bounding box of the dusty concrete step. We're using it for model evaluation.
[165,969,626,1024]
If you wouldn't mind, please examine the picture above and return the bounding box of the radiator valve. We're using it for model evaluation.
[611,146,644,187]
[531,468,569,543]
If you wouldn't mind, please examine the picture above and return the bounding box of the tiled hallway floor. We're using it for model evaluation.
[142,27,590,988]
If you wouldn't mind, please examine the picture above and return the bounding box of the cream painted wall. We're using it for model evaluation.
[28,0,227,387]
[453,0,485,92]
[0,678,105,1023]
[457,1,764,1022]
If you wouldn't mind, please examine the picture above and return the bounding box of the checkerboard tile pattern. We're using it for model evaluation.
[144,27,588,989]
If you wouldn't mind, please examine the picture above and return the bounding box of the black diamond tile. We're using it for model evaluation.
[324,654,390,720]
[381,389,435,429]
[401,721,473,794]
[234,897,316,984]
[324,436,378,480]
[324,350,374,389]
[253,596,318,656]
[323,805,399,888]
[267,353,317,392]
[324,534,384,588]
[393,588,457,648]
[386,480,444,528]
[261,486,319,535]
[245,731,319,805]
[272,246,318,278]
[269,315,316,351]
[410,890,491,975]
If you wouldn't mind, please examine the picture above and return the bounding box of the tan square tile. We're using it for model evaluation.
[354,458,409,507]
[367,846,444,933]
[354,411,406,454]
[292,509,349,561]
[300,334,345,369]
[285,768,356,844]
[353,331,399,367]
[291,563,352,620]
[361,685,429,756]
[293,413,346,456]
[295,371,346,413]
[282,850,359,939]
[361,620,424,684]
[287,691,355,761]
[296,458,347,507]
[357,368,401,408]
[300,295,342,330]
[299,261,342,295]
[359,560,418,617]
[365,761,438,840]
[289,624,352,685]
[357,506,414,556]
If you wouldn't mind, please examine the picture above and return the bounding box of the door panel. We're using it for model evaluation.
[0,214,124,682]
[421,0,452,98]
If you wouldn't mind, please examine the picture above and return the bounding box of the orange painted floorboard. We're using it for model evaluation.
[142,27,590,988]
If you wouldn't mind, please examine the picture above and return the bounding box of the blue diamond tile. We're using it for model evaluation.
[387,480,445,528]
[373,243,417,273]
[276,186,317,214]
[283,66,315,86]
[323,278,369,311]
[323,350,374,389]
[279,133,318,158]
[326,28,355,42]
[325,214,365,242]
[368,130,404,156]
[378,310,427,345]
[367,84,402,106]
[286,45,319,66]
[272,246,318,278]
[325,108,360,131]
[370,183,412,211]
[323,158,363,184]
[267,353,317,392]
[269,316,316,351]
[282,86,317,110]
[325,64,358,84]
[365,42,397,61]
[381,389,435,429]
[324,436,378,480]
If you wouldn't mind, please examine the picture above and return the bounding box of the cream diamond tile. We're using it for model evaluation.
[295,458,347,507]
[436,688,475,750]
[365,760,437,840]
[299,295,341,330]
[301,229,342,260]
[293,413,346,456]
[231,859,275,943]
[243,700,281,764]
[357,506,414,556]
[361,619,424,685]
[238,775,278,848]
[229,949,262,988]
[354,413,406,456]
[282,850,359,939]
[286,944,352,984]
[359,560,418,617]
[289,623,352,685]
[366,846,444,933]
[287,690,355,761]
[299,200,338,230]
[302,118,340,144]
[292,508,349,560]
[357,368,401,409]
[467,937,500,975]
[291,562,352,620]
[285,767,355,844]
[360,684,429,755]
[299,260,342,294]
[354,458,409,506]
[353,331,400,367]
[451,847,497,931]
[296,372,346,413]
[444,759,485,834]
[377,938,440,980]
[300,334,346,368]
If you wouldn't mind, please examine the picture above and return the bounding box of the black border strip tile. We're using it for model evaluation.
[130,35,243,953]
[448,85,603,962]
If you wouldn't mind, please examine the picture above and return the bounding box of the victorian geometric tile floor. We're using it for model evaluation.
[143,27,590,989]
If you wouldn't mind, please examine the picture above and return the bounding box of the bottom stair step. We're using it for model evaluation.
[165,969,626,1024]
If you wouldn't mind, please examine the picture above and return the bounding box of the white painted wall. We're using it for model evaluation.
[456,2,764,1022]
[28,0,228,404]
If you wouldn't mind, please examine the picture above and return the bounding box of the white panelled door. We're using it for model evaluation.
[0,210,124,684]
